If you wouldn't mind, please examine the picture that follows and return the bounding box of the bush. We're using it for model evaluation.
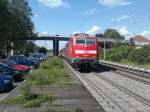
[128,45,150,64]
[105,45,134,62]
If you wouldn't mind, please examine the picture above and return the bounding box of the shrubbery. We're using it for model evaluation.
[128,45,150,64]
[105,45,134,62]
[103,44,150,65]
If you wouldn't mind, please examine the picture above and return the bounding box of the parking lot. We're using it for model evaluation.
[0,53,48,101]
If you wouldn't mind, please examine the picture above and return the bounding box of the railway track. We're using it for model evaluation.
[64,60,150,112]
[99,61,150,75]
[98,61,150,85]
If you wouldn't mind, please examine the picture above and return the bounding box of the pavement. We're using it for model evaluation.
[0,82,22,101]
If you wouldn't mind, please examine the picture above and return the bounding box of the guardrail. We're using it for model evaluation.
[99,60,150,76]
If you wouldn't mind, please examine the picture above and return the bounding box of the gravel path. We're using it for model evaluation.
[99,72,150,101]
[83,72,150,112]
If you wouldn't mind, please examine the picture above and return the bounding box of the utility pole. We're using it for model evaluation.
[10,42,14,56]
[133,18,136,38]
[45,40,47,49]
[104,38,106,60]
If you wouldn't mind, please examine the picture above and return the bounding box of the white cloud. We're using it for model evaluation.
[85,8,96,16]
[38,0,70,8]
[38,31,49,36]
[98,0,131,7]
[118,26,133,39]
[117,15,131,21]
[86,25,101,34]
[141,30,150,38]
[119,26,128,35]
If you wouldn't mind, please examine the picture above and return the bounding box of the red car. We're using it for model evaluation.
[0,59,30,73]
[60,33,99,71]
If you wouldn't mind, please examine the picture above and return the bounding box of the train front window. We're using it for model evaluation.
[76,38,85,44]
[86,38,95,45]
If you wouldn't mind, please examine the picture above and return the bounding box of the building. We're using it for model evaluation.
[132,35,150,46]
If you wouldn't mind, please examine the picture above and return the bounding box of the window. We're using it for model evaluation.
[76,38,85,44]
[86,38,95,45]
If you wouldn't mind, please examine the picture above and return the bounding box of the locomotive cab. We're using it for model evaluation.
[71,34,99,71]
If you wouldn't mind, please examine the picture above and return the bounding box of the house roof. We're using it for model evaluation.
[133,35,150,43]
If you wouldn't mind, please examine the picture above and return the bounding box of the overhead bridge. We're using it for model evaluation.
[15,36,69,56]
[13,36,120,56]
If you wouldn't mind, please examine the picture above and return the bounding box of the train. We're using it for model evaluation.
[60,33,99,71]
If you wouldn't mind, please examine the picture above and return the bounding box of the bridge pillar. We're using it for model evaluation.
[53,37,59,56]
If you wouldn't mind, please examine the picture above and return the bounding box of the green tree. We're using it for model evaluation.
[95,33,104,38]
[129,37,134,45]
[104,28,125,40]
[9,0,34,54]
[106,45,134,62]
[38,47,48,54]
[0,0,10,52]
[0,0,34,55]
[128,45,150,64]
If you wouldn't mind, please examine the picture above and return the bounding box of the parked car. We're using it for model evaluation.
[28,56,41,63]
[0,62,25,81]
[7,55,39,69]
[0,59,30,73]
[0,74,14,92]
[29,53,47,62]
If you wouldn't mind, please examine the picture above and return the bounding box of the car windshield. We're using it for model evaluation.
[86,38,95,45]
[0,62,9,67]
[32,54,44,58]
[9,60,17,64]
[4,60,17,65]
[32,54,41,58]
[76,38,85,44]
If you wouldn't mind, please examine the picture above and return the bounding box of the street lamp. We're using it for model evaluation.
[10,42,14,56]
[100,35,106,60]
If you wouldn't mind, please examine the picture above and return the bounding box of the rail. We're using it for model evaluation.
[99,60,150,77]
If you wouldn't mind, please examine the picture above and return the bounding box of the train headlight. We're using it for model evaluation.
[93,56,96,58]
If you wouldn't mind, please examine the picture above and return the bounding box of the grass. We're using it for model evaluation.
[1,57,71,109]
[120,59,150,70]
[3,94,53,108]
[102,59,150,70]
[27,57,72,86]
[2,83,54,108]
[1,57,73,110]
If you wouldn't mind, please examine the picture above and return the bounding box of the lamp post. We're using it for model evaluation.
[10,42,14,56]
[103,38,106,60]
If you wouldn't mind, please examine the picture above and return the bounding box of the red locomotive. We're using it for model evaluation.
[60,33,99,71]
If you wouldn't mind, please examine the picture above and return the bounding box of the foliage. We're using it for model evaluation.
[129,37,134,45]
[106,45,134,62]
[28,57,72,86]
[38,47,48,54]
[104,44,150,66]
[0,0,34,55]
[104,28,125,40]
[95,33,104,38]
[2,83,54,108]
[128,45,150,64]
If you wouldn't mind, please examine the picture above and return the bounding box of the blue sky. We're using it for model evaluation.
[28,0,150,49]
